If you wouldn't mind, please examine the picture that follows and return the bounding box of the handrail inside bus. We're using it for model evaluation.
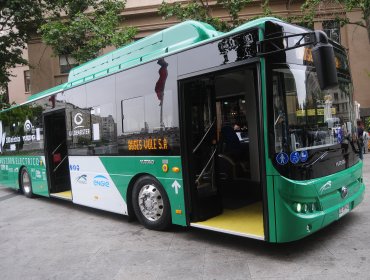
[193,119,216,154]
[195,147,217,186]
[51,141,65,156]
[53,155,68,173]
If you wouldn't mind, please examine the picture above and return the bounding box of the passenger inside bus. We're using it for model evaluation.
[213,69,261,208]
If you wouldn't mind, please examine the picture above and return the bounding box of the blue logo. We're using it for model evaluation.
[300,150,308,162]
[290,151,300,164]
[93,175,110,187]
[276,152,289,165]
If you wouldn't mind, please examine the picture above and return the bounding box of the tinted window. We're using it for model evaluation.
[0,97,52,155]
[178,30,258,76]
[116,56,180,155]
[65,77,119,156]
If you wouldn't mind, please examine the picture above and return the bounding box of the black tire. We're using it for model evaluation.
[132,176,171,230]
[20,168,33,198]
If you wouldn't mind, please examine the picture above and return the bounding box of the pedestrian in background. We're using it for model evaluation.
[357,119,364,160]
[363,128,369,154]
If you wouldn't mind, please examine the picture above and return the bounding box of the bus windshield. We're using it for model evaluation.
[272,64,354,153]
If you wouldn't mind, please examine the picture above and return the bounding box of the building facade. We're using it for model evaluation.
[6,49,31,105]
[21,0,370,113]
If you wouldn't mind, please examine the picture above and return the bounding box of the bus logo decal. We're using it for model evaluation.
[336,159,346,167]
[76,174,87,184]
[93,175,110,187]
[69,112,90,137]
[74,113,84,128]
[24,120,33,133]
[320,181,332,194]
[341,186,348,199]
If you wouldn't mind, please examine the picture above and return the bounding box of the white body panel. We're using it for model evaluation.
[69,156,128,215]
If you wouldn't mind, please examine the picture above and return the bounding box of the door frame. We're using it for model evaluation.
[43,108,70,194]
[178,61,269,238]
[179,74,221,222]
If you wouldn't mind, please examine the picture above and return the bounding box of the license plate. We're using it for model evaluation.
[339,203,350,218]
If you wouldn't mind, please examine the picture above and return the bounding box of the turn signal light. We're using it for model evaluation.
[172,167,180,173]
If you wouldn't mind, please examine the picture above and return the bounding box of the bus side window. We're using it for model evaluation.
[121,97,145,134]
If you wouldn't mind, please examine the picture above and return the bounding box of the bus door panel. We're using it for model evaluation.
[180,77,222,221]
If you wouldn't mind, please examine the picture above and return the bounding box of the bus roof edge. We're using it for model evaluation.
[67,20,222,85]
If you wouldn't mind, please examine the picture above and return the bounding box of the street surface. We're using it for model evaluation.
[1,155,370,280]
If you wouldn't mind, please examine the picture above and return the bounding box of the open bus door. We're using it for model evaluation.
[43,109,72,200]
[180,66,265,239]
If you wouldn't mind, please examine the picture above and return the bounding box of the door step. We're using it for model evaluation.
[50,190,72,201]
[190,202,264,240]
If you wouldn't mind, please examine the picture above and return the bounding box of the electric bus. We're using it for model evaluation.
[0,17,364,242]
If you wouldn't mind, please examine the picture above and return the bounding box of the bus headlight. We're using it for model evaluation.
[302,203,308,213]
[293,202,318,213]
[293,203,302,213]
[309,203,316,212]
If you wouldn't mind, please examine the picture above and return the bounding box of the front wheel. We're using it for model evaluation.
[132,176,171,230]
[20,168,33,198]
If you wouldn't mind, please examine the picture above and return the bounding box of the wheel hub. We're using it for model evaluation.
[138,184,164,221]
[22,172,31,193]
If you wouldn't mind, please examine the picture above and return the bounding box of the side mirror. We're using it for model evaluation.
[312,31,338,90]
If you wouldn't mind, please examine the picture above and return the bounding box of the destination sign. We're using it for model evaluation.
[128,137,168,151]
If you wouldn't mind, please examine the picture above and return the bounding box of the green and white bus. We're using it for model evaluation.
[0,17,365,242]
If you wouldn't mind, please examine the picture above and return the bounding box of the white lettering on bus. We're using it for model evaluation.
[68,128,91,137]
[0,157,41,166]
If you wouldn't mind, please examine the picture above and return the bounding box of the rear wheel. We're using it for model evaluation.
[132,176,171,230]
[20,168,33,198]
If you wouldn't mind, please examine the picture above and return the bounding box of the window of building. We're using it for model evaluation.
[322,20,341,43]
[24,70,31,93]
[59,55,78,74]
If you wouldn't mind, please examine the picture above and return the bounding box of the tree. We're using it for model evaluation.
[159,0,369,37]
[159,0,258,32]
[40,0,136,64]
[0,0,48,99]
[301,0,370,41]
[0,0,135,104]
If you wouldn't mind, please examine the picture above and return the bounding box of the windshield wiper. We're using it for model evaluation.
[302,150,329,168]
